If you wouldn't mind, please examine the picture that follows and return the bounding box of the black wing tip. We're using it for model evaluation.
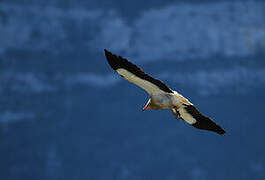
[192,120,226,136]
[104,49,109,54]
[104,49,120,70]
[104,49,113,58]
[217,127,226,136]
[184,105,226,136]
[214,126,226,136]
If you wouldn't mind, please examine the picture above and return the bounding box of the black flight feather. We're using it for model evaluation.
[184,104,226,135]
[104,49,173,93]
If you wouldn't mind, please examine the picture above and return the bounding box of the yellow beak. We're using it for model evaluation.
[142,103,151,111]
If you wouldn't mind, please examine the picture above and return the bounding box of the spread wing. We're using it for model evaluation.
[172,105,226,135]
[104,49,173,95]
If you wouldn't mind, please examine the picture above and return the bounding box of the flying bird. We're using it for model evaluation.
[104,49,226,135]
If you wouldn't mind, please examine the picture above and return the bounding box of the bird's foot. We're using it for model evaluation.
[171,108,180,120]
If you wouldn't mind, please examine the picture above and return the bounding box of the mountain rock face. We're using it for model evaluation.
[1,1,265,180]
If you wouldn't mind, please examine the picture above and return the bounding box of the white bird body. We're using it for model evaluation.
[104,49,226,135]
[148,91,186,109]
[149,91,197,125]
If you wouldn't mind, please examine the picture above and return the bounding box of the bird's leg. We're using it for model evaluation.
[171,108,180,120]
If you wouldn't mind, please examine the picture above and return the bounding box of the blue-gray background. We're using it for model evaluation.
[1,0,265,179]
